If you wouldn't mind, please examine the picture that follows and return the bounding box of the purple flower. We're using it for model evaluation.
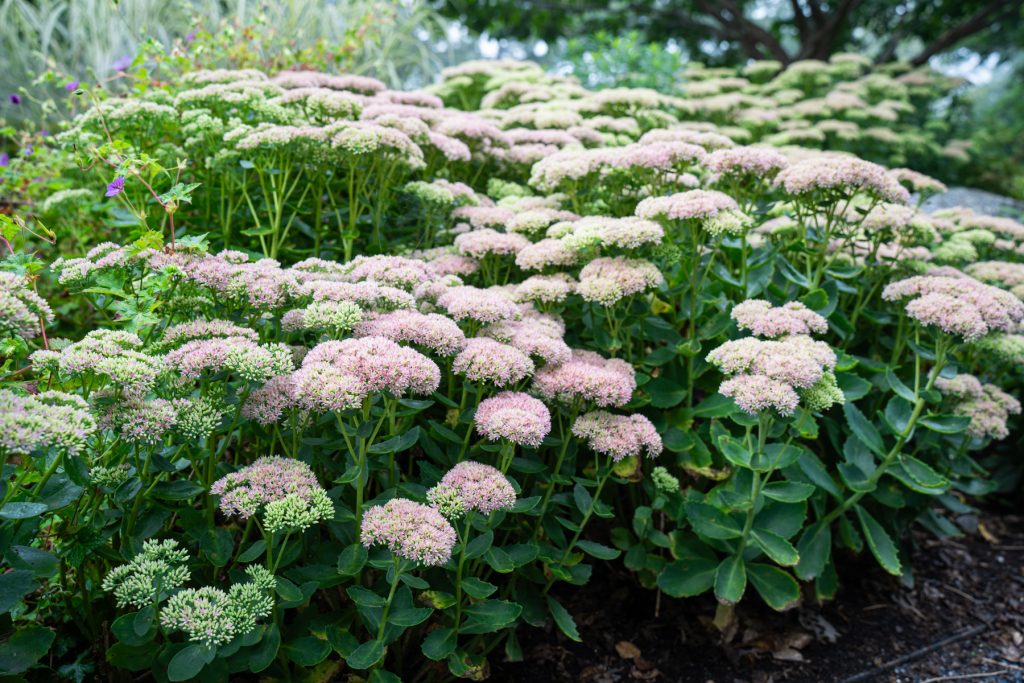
[185,30,197,43]
[23,145,33,156]
[65,80,80,92]
[0,153,9,167]
[106,177,125,197]
[112,56,132,72]
[8,94,20,105]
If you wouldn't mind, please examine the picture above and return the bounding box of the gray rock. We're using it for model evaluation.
[920,186,1024,216]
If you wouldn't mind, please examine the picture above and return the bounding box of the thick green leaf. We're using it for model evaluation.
[750,529,799,566]
[844,402,885,455]
[421,628,457,661]
[919,415,972,435]
[685,502,742,540]
[347,586,385,607]
[794,522,832,581]
[572,484,592,516]
[747,563,801,611]
[247,626,280,671]
[576,540,621,560]
[714,555,747,604]
[761,481,815,503]
[337,543,368,576]
[151,480,204,501]
[459,600,522,635]
[897,455,948,490]
[657,557,717,598]
[885,368,916,402]
[0,626,54,675]
[167,644,213,682]
[855,506,902,576]
[546,596,581,642]
[367,427,420,454]
[0,502,48,520]
[0,570,36,613]
[346,641,385,670]
[718,437,751,468]
[283,636,331,666]
[461,577,497,599]
[647,377,687,408]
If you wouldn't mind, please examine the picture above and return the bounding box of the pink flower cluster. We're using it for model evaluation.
[211,456,325,519]
[577,257,663,306]
[556,216,664,251]
[936,374,1022,440]
[360,498,457,566]
[437,286,520,324]
[881,275,1024,341]
[635,189,739,222]
[774,155,910,204]
[353,310,466,356]
[160,319,259,350]
[708,335,838,415]
[302,336,440,396]
[452,338,535,387]
[515,238,580,271]
[481,315,571,365]
[428,461,517,514]
[165,336,294,382]
[731,299,828,337]
[572,411,663,462]
[704,146,788,176]
[454,228,531,259]
[532,349,636,407]
[474,391,552,448]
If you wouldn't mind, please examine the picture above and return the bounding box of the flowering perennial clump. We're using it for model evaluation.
[11,53,1024,681]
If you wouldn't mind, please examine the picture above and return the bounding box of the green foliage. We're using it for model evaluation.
[0,51,1022,682]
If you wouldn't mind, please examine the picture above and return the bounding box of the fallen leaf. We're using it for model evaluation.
[616,641,641,660]
[772,647,804,662]
[979,521,999,544]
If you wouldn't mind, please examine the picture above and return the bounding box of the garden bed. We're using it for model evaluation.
[496,509,1024,683]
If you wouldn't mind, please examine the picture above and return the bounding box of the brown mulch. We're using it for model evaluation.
[492,512,1024,683]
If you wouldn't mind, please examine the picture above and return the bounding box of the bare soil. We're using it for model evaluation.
[493,510,1024,683]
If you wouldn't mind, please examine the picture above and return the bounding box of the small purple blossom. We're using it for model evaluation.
[106,177,125,197]
[0,153,9,167]
[112,55,133,72]
[65,81,80,92]
[8,94,21,105]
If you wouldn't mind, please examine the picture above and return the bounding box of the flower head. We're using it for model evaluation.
[212,456,327,520]
[101,539,190,609]
[532,349,636,408]
[0,389,97,456]
[882,275,1024,341]
[452,338,534,387]
[572,411,663,461]
[474,391,551,448]
[427,461,516,515]
[360,498,457,566]
[731,299,828,338]
[105,177,125,197]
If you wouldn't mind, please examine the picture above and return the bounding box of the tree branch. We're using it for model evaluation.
[910,0,1024,66]
[697,0,792,62]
